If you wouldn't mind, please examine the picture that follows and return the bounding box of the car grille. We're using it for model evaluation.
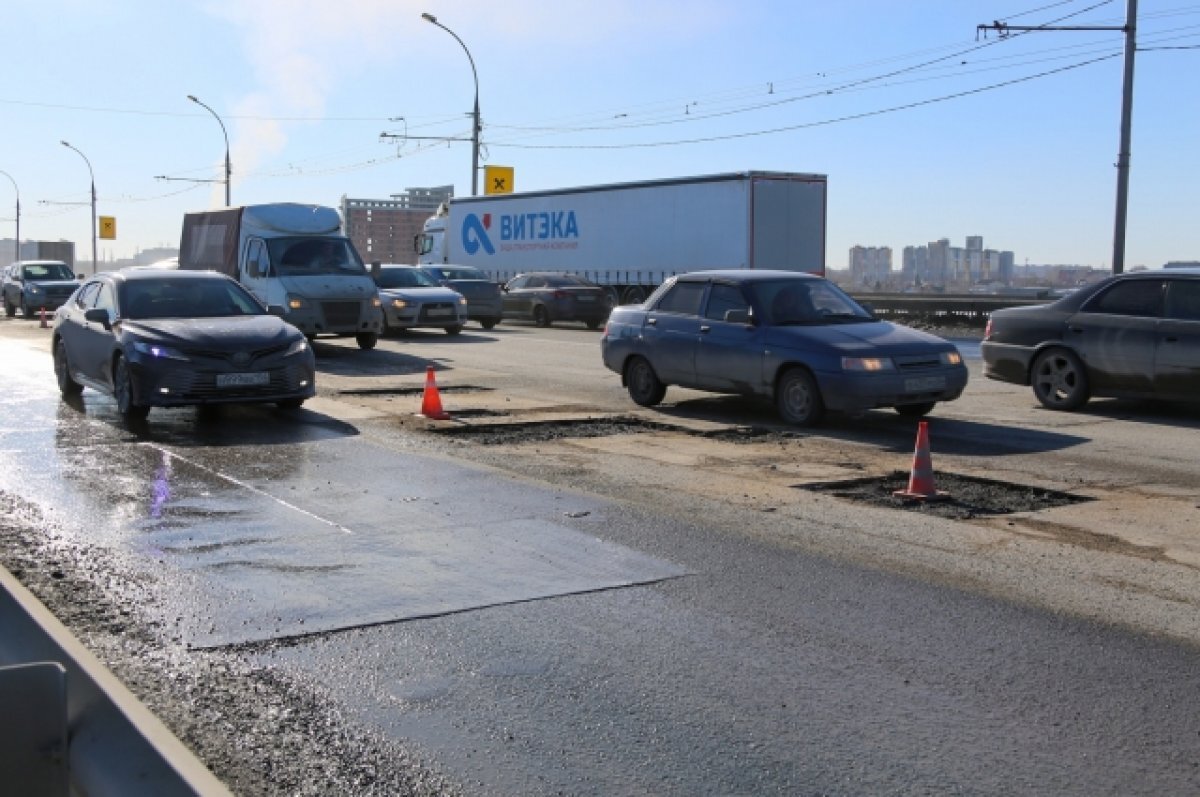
[184,343,292,363]
[418,303,458,322]
[894,354,945,371]
[153,363,310,400]
[321,301,362,327]
[42,287,76,300]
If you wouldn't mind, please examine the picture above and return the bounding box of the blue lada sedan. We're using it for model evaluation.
[601,270,968,426]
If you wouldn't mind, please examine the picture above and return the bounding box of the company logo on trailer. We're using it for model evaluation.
[460,210,580,256]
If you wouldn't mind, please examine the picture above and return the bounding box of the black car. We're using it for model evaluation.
[52,269,316,421]
[982,268,1200,410]
[502,272,611,329]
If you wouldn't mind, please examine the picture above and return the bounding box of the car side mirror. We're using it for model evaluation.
[724,308,752,325]
[84,308,111,329]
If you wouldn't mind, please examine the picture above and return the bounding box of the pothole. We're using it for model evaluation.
[800,471,1090,519]
[338,385,493,396]
[434,417,670,445]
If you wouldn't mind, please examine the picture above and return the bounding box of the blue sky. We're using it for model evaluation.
[2,0,1197,270]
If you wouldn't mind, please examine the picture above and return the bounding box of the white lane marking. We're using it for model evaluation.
[143,443,354,535]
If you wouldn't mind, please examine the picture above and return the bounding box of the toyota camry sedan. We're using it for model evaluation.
[601,270,968,426]
[52,269,315,421]
[982,268,1200,410]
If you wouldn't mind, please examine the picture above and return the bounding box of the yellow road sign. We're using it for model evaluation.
[485,166,514,195]
[99,216,116,240]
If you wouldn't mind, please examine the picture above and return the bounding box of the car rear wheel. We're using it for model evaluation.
[532,305,551,327]
[1031,348,1090,411]
[625,356,666,407]
[776,367,824,426]
[586,320,601,330]
[54,339,83,396]
[445,324,463,335]
[356,332,378,350]
[896,402,936,418]
[113,356,149,421]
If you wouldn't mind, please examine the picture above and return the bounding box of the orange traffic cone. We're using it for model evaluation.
[419,366,451,420]
[893,420,948,501]
[39,307,49,329]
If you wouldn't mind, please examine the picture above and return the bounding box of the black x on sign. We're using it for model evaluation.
[484,166,514,195]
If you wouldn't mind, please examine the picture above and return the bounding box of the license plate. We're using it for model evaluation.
[904,375,946,392]
[427,308,452,316]
[216,372,270,388]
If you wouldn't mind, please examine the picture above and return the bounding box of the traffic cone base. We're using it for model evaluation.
[893,420,949,501]
[419,366,451,420]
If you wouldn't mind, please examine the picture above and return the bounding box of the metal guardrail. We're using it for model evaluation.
[847,292,1052,327]
[0,565,231,796]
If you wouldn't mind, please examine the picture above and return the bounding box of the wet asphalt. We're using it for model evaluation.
[4,334,1200,795]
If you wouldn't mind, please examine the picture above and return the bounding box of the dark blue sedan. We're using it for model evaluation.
[601,270,968,426]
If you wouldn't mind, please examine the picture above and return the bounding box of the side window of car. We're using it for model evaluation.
[507,277,527,290]
[95,283,116,322]
[1164,280,1200,321]
[1084,280,1164,318]
[704,284,749,321]
[74,282,101,309]
[526,276,544,289]
[655,282,707,316]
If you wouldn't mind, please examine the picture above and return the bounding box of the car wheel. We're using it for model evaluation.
[896,402,936,418]
[775,367,824,426]
[21,300,34,319]
[625,356,666,407]
[1031,348,1090,411]
[445,324,463,336]
[3,298,14,317]
[480,318,499,330]
[113,356,149,421]
[54,339,83,396]
[276,398,305,411]
[532,305,551,327]
[356,332,378,350]
[586,320,601,330]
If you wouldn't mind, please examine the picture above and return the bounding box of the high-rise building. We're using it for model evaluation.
[341,186,454,265]
[848,245,893,286]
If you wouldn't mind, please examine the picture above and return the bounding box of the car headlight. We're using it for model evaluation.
[132,341,189,361]
[371,296,383,308]
[286,294,306,311]
[841,356,895,372]
[27,284,44,295]
[940,350,963,366]
[457,296,468,306]
[283,337,309,357]
[389,298,409,309]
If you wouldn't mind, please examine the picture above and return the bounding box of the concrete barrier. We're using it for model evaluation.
[0,566,231,796]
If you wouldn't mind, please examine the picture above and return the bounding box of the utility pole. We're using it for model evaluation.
[978,0,1138,274]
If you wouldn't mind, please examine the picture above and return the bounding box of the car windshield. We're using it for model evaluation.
[375,268,439,289]
[23,263,75,281]
[269,237,367,277]
[752,279,872,326]
[122,278,265,319]
[442,267,488,280]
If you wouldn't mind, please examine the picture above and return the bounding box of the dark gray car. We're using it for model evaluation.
[601,270,968,426]
[421,264,503,329]
[3,260,77,318]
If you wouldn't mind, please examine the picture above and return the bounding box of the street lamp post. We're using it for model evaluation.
[421,12,481,196]
[0,170,18,265]
[60,141,97,277]
[188,94,232,206]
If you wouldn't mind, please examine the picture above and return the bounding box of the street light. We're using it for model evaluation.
[0,170,18,265]
[188,94,232,206]
[60,141,97,277]
[421,12,481,196]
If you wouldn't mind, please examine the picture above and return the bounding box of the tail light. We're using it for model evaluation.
[983,317,993,340]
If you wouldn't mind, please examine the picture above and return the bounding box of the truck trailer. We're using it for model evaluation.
[178,203,383,349]
[416,171,827,305]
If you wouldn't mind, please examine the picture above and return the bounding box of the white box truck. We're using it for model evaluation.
[178,203,383,349]
[416,171,827,305]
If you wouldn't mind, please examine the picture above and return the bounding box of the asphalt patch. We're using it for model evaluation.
[800,471,1090,519]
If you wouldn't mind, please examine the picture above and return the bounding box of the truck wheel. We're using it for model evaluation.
[445,324,463,336]
[356,332,378,350]
[775,367,824,426]
[625,356,666,407]
[622,286,646,305]
[532,305,551,327]
[604,287,620,308]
